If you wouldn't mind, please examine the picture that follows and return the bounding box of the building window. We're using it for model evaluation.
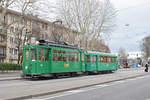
[15,28,18,32]
[42,24,44,29]
[0,58,4,62]
[10,37,14,44]
[10,16,15,22]
[14,49,17,55]
[0,47,6,56]
[0,36,5,42]
[45,25,48,30]
[9,48,13,54]
[10,27,14,33]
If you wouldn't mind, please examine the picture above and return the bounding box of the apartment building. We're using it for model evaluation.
[0,9,57,63]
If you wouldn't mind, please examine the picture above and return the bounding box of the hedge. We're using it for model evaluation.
[0,62,22,71]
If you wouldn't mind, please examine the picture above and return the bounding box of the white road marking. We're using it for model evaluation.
[67,90,84,93]
[112,80,126,84]
[44,92,78,100]
[26,99,44,100]
[95,84,110,87]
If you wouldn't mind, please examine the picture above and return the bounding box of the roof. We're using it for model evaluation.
[38,40,79,50]
[85,51,117,57]
[0,8,79,33]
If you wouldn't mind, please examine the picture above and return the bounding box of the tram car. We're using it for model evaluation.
[22,40,118,78]
[85,51,117,74]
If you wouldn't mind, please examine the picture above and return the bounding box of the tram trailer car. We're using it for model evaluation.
[22,40,118,78]
[85,51,118,74]
[22,40,85,78]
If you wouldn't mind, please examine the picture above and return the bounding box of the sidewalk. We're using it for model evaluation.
[0,71,21,81]
[0,67,149,100]
[0,67,146,81]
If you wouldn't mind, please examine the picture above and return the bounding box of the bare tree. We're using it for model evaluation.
[1,0,36,64]
[0,0,17,34]
[118,47,128,59]
[13,0,37,64]
[25,0,59,21]
[141,35,150,59]
[57,0,116,47]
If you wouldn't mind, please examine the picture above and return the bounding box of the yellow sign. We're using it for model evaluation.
[106,64,109,67]
[64,64,70,67]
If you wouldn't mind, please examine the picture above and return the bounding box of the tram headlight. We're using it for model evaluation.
[25,66,28,70]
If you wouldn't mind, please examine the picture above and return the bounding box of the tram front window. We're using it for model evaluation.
[25,49,29,61]
[31,49,37,61]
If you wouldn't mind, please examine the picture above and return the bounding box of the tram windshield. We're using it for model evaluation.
[25,49,29,61]
[31,49,37,61]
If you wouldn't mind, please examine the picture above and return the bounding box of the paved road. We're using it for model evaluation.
[34,75,150,100]
[0,67,149,100]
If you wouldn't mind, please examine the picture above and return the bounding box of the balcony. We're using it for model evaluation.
[0,41,6,47]
[0,33,7,36]
[0,54,6,58]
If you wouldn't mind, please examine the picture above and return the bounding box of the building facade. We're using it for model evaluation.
[0,9,55,63]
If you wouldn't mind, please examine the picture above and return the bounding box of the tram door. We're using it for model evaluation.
[23,49,31,73]
[38,48,50,73]
[30,49,38,73]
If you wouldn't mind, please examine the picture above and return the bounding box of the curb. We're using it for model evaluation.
[0,77,21,81]
[8,72,150,100]
[0,70,20,73]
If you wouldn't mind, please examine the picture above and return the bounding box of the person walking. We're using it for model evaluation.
[126,62,128,68]
[136,63,138,70]
[145,63,149,72]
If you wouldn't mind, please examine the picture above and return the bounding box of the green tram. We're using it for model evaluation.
[22,40,118,78]
[85,51,117,74]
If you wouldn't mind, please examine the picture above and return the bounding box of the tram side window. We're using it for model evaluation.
[86,55,90,63]
[99,56,101,62]
[112,57,116,63]
[76,53,79,62]
[53,50,57,61]
[63,51,67,62]
[39,49,45,61]
[107,57,111,63]
[103,56,107,63]
[82,53,84,62]
[45,49,49,61]
[71,52,75,62]
[81,53,84,62]
[110,57,113,63]
[101,56,104,62]
[91,56,96,63]
[68,53,72,62]
[25,49,29,61]
[57,50,63,61]
[31,49,37,61]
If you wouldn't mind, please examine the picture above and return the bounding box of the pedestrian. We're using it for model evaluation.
[145,63,149,72]
[136,63,138,70]
[126,62,128,68]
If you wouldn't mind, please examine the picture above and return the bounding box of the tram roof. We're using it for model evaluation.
[24,40,80,50]
[85,51,117,57]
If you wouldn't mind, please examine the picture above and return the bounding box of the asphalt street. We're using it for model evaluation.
[0,67,149,100]
[34,75,150,100]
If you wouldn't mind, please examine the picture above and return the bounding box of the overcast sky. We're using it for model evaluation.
[48,0,150,53]
[109,0,150,53]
